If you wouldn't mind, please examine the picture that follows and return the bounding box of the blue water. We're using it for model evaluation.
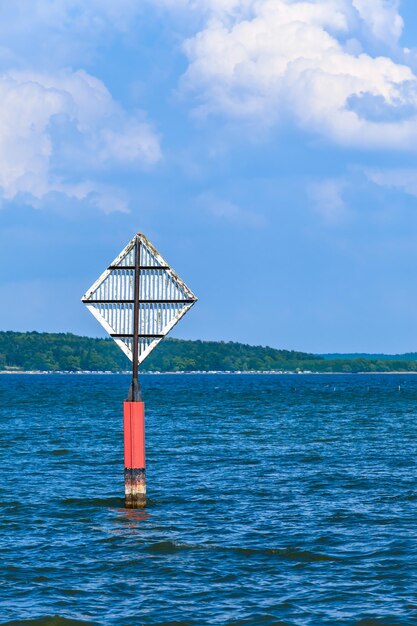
[0,374,416,626]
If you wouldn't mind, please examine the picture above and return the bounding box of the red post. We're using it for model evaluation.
[124,401,146,508]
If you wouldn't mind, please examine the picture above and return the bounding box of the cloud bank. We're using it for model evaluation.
[179,0,417,148]
[1,0,415,213]
[0,70,160,209]
[0,1,161,212]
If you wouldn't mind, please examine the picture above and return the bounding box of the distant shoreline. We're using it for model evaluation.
[2,331,417,375]
[1,370,417,376]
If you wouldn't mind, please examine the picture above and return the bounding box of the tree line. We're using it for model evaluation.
[0,331,417,373]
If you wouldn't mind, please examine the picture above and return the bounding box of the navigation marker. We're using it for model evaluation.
[82,232,197,507]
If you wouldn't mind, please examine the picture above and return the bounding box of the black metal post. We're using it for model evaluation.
[127,235,142,402]
[124,234,146,507]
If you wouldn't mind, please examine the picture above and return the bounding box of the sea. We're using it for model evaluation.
[0,373,416,626]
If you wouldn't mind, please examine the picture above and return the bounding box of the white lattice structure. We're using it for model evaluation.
[82,233,197,365]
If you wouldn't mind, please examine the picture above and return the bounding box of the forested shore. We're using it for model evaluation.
[1,331,417,373]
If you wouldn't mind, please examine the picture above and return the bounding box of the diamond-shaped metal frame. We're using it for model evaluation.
[81,233,197,365]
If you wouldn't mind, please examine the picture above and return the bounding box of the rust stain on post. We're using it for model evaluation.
[124,468,146,508]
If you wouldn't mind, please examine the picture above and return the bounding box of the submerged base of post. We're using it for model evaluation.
[124,468,146,508]
[124,401,146,508]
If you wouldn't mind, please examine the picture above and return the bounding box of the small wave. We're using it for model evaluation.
[152,622,194,626]
[353,618,415,626]
[301,454,323,463]
[145,541,337,561]
[60,497,124,508]
[0,500,21,509]
[227,618,289,626]
[232,546,337,562]
[379,492,417,502]
[2,617,96,626]
[146,540,194,554]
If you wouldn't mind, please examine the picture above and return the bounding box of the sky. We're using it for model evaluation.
[2,0,417,354]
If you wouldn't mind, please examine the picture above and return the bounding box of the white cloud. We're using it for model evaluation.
[0,69,161,209]
[366,168,417,198]
[0,1,164,212]
[309,179,348,224]
[352,0,403,47]
[198,191,266,226]
[178,0,417,148]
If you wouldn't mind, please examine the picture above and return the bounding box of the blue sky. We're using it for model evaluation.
[2,0,417,353]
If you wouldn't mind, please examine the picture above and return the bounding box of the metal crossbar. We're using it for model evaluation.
[81,299,194,304]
